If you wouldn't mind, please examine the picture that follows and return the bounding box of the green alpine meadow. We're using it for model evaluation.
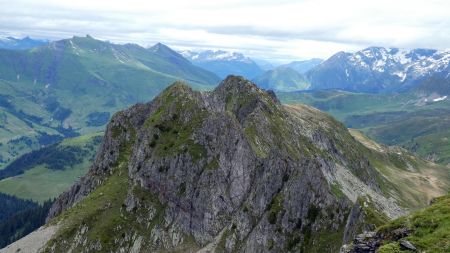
[0,35,219,169]
[0,1,449,252]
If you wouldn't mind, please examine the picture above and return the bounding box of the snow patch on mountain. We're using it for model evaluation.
[68,39,82,56]
[433,95,447,102]
[344,47,449,83]
[308,46,450,93]
[374,59,386,72]
[180,50,253,63]
[393,71,407,82]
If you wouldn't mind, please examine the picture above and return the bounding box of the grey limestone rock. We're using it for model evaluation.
[45,76,403,252]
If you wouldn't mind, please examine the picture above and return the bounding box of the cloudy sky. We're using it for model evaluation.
[0,0,448,62]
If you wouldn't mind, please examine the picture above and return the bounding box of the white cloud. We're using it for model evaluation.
[0,0,448,61]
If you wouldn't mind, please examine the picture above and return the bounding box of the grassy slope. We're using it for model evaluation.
[0,165,87,203]
[278,90,450,165]
[349,129,450,209]
[377,194,450,253]
[0,80,63,168]
[0,133,102,203]
[0,36,219,168]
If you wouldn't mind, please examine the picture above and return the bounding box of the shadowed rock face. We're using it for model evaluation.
[45,76,400,252]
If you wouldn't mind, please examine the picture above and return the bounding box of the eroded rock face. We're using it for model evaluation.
[45,76,402,252]
[343,232,380,253]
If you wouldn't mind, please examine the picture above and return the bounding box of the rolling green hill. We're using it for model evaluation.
[0,133,102,203]
[278,90,450,166]
[0,35,220,169]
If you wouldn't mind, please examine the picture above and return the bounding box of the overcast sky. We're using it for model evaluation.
[0,0,448,62]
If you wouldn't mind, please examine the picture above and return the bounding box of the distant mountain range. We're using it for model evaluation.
[0,36,48,50]
[0,35,219,168]
[1,37,450,252]
[252,67,309,92]
[252,58,277,70]
[307,47,450,93]
[252,59,322,91]
[1,36,449,168]
[180,46,450,95]
[279,58,323,74]
[181,46,450,94]
[180,50,264,79]
[7,36,448,94]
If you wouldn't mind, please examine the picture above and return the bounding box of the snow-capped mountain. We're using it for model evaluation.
[307,47,450,93]
[181,50,253,63]
[180,50,264,79]
[0,36,48,50]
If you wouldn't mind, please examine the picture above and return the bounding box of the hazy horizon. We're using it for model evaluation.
[1,0,449,62]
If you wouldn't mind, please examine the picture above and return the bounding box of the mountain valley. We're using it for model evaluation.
[0,35,448,253]
[0,35,219,169]
[278,84,450,166]
[3,77,447,252]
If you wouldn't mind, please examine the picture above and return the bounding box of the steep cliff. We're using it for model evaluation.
[39,76,442,252]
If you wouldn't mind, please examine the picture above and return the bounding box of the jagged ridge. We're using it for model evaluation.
[43,76,425,252]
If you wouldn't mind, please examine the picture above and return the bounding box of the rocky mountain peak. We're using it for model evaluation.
[160,80,195,96]
[42,77,410,252]
[148,76,280,129]
[149,42,170,52]
[216,75,257,91]
[211,75,281,125]
[148,42,184,58]
[215,75,276,101]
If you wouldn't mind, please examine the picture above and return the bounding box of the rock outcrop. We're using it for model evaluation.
[340,228,417,253]
[43,76,406,252]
